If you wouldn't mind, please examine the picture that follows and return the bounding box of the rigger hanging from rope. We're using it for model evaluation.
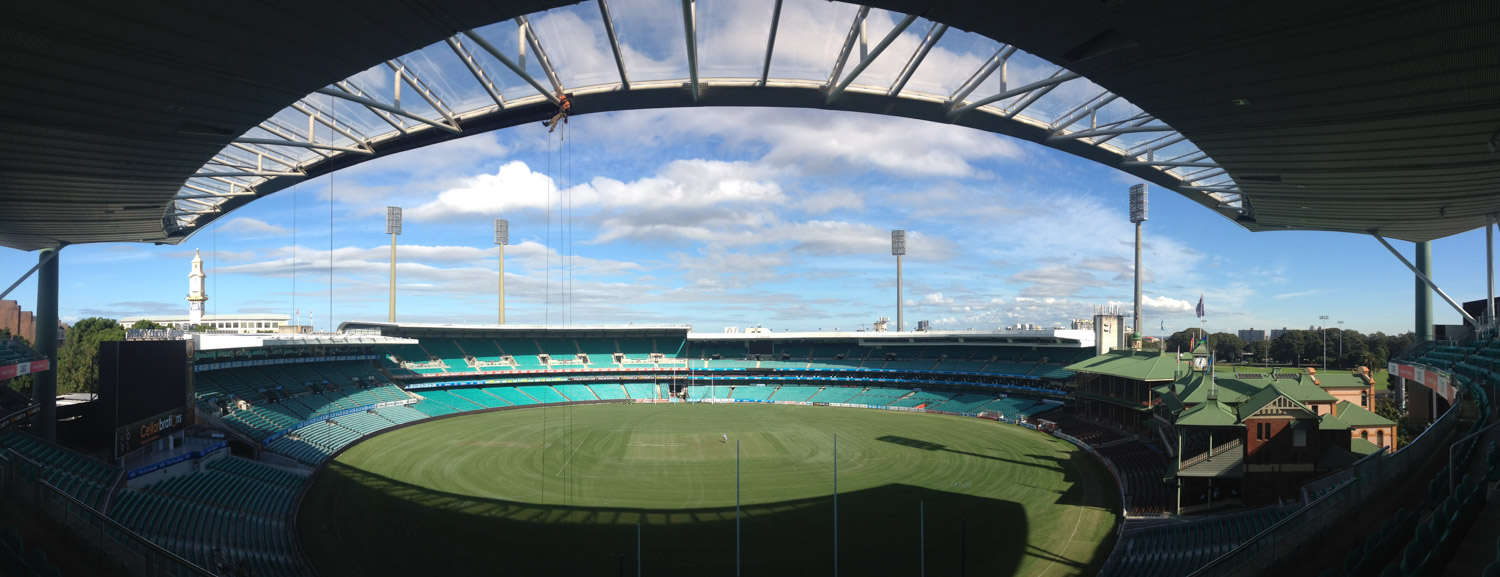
[541,91,572,133]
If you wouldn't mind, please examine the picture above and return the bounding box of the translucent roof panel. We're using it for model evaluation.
[696,0,776,79]
[829,9,912,91]
[467,20,546,102]
[899,25,998,100]
[396,40,500,117]
[528,4,624,89]
[610,0,690,83]
[766,0,862,83]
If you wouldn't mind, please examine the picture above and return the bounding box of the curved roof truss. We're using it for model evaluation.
[164,0,1244,238]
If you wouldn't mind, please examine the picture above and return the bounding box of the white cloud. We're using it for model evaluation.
[218,218,290,239]
[1275,289,1319,300]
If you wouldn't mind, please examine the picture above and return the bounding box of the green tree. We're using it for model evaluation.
[1164,329,1207,354]
[129,319,167,330]
[1211,332,1247,362]
[2,331,34,396]
[56,317,125,395]
[1270,331,1307,364]
[1248,340,1272,365]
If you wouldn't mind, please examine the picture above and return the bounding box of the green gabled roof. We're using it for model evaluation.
[1273,374,1337,403]
[1065,350,1180,381]
[1335,401,1397,427]
[1349,438,1383,456]
[1177,398,1241,427]
[1178,372,1264,405]
[1316,371,1375,389]
[1236,384,1317,421]
[1317,413,1350,430]
[1192,339,1210,355]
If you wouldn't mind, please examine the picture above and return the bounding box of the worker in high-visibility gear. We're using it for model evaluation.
[542,91,572,133]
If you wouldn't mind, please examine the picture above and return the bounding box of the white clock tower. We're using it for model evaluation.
[187,249,208,324]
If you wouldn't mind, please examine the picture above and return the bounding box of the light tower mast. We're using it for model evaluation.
[892,230,906,332]
[495,218,509,325]
[387,207,402,323]
[187,249,208,325]
[1129,184,1148,350]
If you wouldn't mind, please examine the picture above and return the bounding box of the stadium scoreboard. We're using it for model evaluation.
[98,340,191,459]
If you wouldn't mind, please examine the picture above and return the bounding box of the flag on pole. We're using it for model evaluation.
[1195,294,1206,318]
[1160,320,1165,332]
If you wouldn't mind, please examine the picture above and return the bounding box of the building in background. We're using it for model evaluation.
[119,251,290,334]
[0,300,66,345]
[1238,329,1270,342]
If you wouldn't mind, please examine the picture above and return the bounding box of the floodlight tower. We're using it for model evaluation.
[1129,184,1148,350]
[495,219,509,325]
[386,207,402,323]
[892,230,906,332]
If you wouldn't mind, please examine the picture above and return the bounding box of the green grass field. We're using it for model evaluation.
[298,404,1118,577]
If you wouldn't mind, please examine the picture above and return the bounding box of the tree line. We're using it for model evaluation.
[1152,328,1415,369]
[6,318,188,396]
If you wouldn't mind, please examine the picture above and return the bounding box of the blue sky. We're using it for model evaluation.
[1,105,1491,336]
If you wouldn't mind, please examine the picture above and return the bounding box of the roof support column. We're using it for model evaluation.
[1487,214,1495,330]
[1373,234,1471,336]
[1415,241,1434,342]
[33,246,60,442]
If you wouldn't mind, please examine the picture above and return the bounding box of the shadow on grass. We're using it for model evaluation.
[299,462,1034,577]
[876,435,1068,473]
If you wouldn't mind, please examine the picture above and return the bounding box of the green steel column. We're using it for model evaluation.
[34,247,59,441]
[1415,241,1434,342]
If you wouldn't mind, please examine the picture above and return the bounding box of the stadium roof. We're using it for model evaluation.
[2,1,1497,251]
[1065,349,1179,381]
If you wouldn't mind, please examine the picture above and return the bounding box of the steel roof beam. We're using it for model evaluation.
[386,58,459,125]
[1050,92,1117,133]
[446,36,508,107]
[596,0,631,89]
[461,30,561,106]
[1048,124,1175,142]
[317,86,460,134]
[192,169,304,178]
[1124,160,1219,169]
[233,137,372,155]
[828,13,916,103]
[226,143,303,168]
[759,0,784,86]
[516,15,565,95]
[311,85,410,136]
[827,7,871,88]
[948,46,1013,104]
[1373,233,1480,326]
[948,70,1079,119]
[888,22,947,97]
[681,0,699,100]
